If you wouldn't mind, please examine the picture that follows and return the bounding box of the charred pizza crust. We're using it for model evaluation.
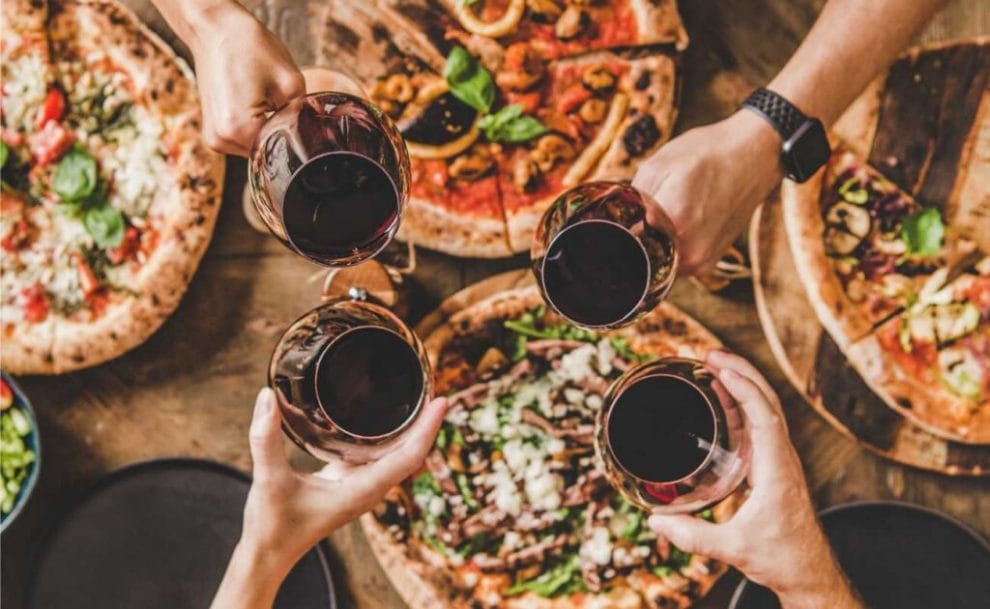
[363,285,738,609]
[0,0,224,374]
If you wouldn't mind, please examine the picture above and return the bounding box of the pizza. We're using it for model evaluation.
[0,0,225,375]
[784,148,990,443]
[323,0,682,257]
[363,285,739,609]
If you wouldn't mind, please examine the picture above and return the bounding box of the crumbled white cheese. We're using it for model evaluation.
[469,399,501,436]
[546,438,566,455]
[524,469,563,512]
[1,51,48,132]
[596,340,616,376]
[104,109,171,218]
[580,526,614,566]
[585,394,604,410]
[486,461,523,516]
[563,387,586,404]
[514,376,554,416]
[552,344,597,384]
[445,408,469,426]
[427,496,447,518]
[502,531,523,551]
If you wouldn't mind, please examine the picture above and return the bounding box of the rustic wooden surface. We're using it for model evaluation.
[3,1,990,608]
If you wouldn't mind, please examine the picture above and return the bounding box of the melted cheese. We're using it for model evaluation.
[1,51,48,132]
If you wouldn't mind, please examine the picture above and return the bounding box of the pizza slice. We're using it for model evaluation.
[496,51,677,252]
[441,0,688,58]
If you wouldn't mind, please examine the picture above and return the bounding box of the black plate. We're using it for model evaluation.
[730,501,990,609]
[28,458,336,609]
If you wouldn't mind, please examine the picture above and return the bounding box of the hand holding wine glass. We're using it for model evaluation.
[647,351,863,609]
[209,388,448,609]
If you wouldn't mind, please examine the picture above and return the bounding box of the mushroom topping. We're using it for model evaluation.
[398,92,480,159]
[909,302,980,345]
[824,201,871,256]
[513,155,540,193]
[455,0,526,38]
[526,0,563,22]
[495,43,546,92]
[530,134,575,172]
[581,66,616,94]
[555,6,589,40]
[578,98,608,123]
[449,145,496,181]
[621,115,661,156]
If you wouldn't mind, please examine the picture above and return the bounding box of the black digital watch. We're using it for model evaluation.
[741,87,830,183]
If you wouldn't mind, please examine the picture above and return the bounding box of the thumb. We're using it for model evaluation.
[648,514,727,561]
[249,387,288,477]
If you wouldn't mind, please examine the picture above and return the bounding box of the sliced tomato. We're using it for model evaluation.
[505,90,542,115]
[20,283,49,323]
[72,252,101,296]
[85,288,110,320]
[139,225,160,259]
[1,219,31,252]
[0,379,12,410]
[35,88,66,130]
[29,120,74,166]
[963,276,990,315]
[559,84,591,114]
[109,226,141,265]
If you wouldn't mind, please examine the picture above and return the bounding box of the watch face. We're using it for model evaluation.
[782,118,830,182]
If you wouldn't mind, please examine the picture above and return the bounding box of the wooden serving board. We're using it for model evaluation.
[751,38,990,476]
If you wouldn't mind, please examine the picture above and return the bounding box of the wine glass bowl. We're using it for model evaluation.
[531,181,679,329]
[595,357,749,514]
[249,91,410,267]
[268,298,432,464]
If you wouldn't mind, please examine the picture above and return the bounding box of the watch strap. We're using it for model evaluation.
[742,88,806,140]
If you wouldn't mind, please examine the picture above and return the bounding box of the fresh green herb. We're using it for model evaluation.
[423,535,451,554]
[412,471,440,497]
[667,546,693,570]
[900,207,945,256]
[0,141,8,168]
[1,400,36,515]
[479,104,549,143]
[460,0,479,5]
[503,306,600,343]
[505,555,583,597]
[450,426,467,448]
[622,510,645,541]
[456,533,490,557]
[52,145,99,203]
[444,46,495,113]
[455,473,478,511]
[510,332,528,361]
[436,425,450,451]
[652,565,674,578]
[610,336,649,363]
[83,203,125,248]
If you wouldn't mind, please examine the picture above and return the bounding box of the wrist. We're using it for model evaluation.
[725,109,785,188]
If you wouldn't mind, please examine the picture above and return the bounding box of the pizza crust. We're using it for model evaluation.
[1,0,225,374]
[397,195,514,258]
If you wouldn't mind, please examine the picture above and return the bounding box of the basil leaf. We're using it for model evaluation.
[900,207,945,255]
[444,46,495,113]
[83,203,125,248]
[479,105,548,143]
[0,141,8,168]
[53,146,99,203]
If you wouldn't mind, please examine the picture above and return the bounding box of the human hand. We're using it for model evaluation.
[647,352,862,609]
[185,3,304,156]
[632,110,783,275]
[209,388,447,609]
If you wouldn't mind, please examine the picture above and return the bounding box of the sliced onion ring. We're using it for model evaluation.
[454,0,526,38]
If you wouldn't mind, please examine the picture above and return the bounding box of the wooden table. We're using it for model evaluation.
[3,1,989,608]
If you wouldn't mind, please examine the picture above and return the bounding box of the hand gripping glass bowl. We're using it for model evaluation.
[595,357,750,514]
[248,88,410,268]
[268,293,432,464]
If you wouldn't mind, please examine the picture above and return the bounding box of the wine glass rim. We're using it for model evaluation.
[602,369,720,486]
[540,218,652,330]
[311,322,428,441]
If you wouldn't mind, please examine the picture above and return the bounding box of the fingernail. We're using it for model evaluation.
[256,387,275,414]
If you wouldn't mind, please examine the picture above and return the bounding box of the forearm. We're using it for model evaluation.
[209,537,294,609]
[150,0,249,50]
[769,0,949,125]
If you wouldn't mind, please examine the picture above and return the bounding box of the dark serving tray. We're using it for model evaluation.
[730,501,990,609]
[28,458,336,609]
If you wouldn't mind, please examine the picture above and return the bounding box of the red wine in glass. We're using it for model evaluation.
[532,181,678,329]
[596,358,749,513]
[269,299,431,463]
[250,92,410,267]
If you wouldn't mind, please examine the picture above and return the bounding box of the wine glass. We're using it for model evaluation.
[595,357,750,514]
[531,181,679,329]
[249,78,410,267]
[268,293,432,464]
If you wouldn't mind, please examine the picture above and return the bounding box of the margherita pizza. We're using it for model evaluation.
[364,286,739,609]
[324,0,682,257]
[1,0,224,374]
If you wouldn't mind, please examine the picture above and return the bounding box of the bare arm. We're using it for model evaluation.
[633,0,949,273]
[149,0,303,156]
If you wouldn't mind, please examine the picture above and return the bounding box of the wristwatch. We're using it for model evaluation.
[741,87,830,183]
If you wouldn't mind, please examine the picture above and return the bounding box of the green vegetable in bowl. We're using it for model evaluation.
[0,382,36,516]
